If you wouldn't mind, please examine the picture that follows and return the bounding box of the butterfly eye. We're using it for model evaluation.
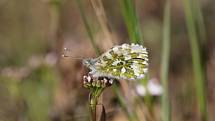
[82,59,90,66]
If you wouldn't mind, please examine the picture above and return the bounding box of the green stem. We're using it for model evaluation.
[90,93,98,121]
[183,0,208,121]
[140,76,155,121]
[118,0,143,44]
[89,88,104,121]
[191,0,207,45]
[112,84,139,121]
[161,0,171,121]
[75,0,101,55]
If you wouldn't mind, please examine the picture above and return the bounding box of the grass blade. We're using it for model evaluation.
[89,0,115,47]
[75,0,101,55]
[160,0,171,121]
[118,0,143,44]
[183,0,208,121]
[191,0,207,44]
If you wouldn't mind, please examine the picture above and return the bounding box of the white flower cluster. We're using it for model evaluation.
[83,75,114,88]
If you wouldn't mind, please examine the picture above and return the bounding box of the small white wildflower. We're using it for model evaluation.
[109,79,113,84]
[136,78,163,96]
[87,76,91,82]
[147,80,163,96]
[136,85,146,96]
[104,78,108,83]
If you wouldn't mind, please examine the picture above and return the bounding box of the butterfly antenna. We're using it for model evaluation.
[61,48,84,60]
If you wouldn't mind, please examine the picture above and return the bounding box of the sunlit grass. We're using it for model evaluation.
[118,0,143,44]
[183,0,208,121]
[160,0,171,121]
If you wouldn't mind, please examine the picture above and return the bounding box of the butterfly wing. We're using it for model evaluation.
[92,43,148,80]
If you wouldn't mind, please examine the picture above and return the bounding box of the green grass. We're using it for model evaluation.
[160,0,171,121]
[118,0,143,44]
[183,0,208,121]
[75,0,101,55]
[191,0,207,44]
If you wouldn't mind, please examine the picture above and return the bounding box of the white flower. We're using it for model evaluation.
[109,79,114,84]
[136,85,146,96]
[136,78,163,96]
[147,80,163,95]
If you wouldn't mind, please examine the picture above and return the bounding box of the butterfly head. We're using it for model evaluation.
[82,58,96,68]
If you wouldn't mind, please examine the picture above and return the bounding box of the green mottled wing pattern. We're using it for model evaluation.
[88,43,148,80]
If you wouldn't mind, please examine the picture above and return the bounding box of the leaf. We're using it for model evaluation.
[99,104,106,121]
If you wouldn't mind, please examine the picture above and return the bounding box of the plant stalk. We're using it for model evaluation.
[75,0,101,55]
[183,0,208,121]
[118,0,143,44]
[161,0,171,121]
[89,88,104,121]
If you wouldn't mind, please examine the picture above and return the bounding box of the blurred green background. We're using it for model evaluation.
[1,0,215,121]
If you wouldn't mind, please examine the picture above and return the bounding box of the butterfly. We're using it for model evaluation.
[82,43,148,81]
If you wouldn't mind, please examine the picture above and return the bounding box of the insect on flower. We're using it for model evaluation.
[82,43,149,81]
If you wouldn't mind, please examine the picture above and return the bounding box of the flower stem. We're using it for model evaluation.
[89,88,104,121]
[183,0,208,121]
[118,0,143,44]
[161,0,171,121]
